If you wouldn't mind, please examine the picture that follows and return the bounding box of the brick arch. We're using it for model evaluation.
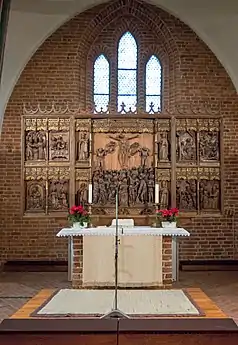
[78,0,180,107]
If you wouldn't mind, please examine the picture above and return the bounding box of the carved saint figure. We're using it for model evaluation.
[119,178,129,206]
[200,180,220,210]
[158,132,169,161]
[160,180,169,208]
[50,135,69,161]
[109,133,139,168]
[25,131,46,161]
[95,148,106,170]
[28,184,43,210]
[76,182,88,206]
[177,131,196,162]
[49,181,68,210]
[140,147,150,167]
[200,131,219,161]
[77,132,89,161]
[147,178,154,204]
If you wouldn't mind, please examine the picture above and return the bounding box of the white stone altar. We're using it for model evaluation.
[57,223,190,289]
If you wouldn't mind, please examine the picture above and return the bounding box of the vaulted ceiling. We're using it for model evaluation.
[1,0,238,130]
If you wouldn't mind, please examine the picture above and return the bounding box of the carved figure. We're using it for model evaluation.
[25,131,46,161]
[76,182,88,206]
[158,132,169,161]
[140,147,150,167]
[200,180,220,210]
[160,180,169,208]
[119,178,129,206]
[49,181,68,210]
[200,131,219,161]
[50,134,69,161]
[27,184,44,210]
[77,132,89,161]
[176,179,197,211]
[92,166,155,207]
[177,131,196,161]
[147,178,154,205]
[109,133,140,168]
[96,148,106,170]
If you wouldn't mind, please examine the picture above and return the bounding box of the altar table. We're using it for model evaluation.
[57,226,190,289]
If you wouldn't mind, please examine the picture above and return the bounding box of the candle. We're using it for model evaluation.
[88,183,92,204]
[89,133,92,141]
[155,183,159,204]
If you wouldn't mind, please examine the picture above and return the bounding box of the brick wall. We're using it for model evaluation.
[1,0,238,262]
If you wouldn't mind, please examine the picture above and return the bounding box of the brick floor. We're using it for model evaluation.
[0,271,237,323]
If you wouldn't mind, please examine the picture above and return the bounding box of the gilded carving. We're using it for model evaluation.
[92,119,154,133]
[48,167,70,180]
[198,167,220,180]
[156,169,171,181]
[25,167,47,181]
[48,181,69,211]
[48,118,70,131]
[49,132,69,161]
[75,119,91,132]
[156,119,170,132]
[75,169,89,181]
[25,118,47,131]
[25,131,47,161]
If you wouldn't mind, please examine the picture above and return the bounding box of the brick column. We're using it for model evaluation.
[162,236,173,288]
[72,237,83,288]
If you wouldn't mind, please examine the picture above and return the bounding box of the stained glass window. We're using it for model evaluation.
[117,32,137,112]
[93,54,110,112]
[146,55,162,112]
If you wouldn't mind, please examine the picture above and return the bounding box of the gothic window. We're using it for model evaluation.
[117,31,137,111]
[146,55,162,112]
[93,54,110,112]
[92,33,162,113]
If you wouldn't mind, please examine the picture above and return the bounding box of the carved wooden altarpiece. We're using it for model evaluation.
[21,104,223,222]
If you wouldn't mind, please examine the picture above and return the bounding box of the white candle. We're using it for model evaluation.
[155,183,159,204]
[89,133,92,141]
[88,183,92,204]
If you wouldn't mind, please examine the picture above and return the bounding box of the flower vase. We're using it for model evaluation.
[161,221,177,229]
[72,222,81,228]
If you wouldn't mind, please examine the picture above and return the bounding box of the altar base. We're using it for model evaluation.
[0,288,238,345]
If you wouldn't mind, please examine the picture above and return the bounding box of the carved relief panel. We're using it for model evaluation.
[199,168,220,212]
[48,168,70,212]
[156,169,171,209]
[198,119,220,163]
[176,119,197,164]
[176,168,198,211]
[24,168,47,213]
[92,119,154,214]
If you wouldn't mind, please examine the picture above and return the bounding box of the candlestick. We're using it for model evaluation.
[155,183,159,204]
[88,183,92,204]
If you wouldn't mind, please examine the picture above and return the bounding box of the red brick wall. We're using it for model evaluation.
[1,0,238,262]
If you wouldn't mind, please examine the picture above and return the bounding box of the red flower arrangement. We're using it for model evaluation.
[156,208,179,223]
[68,205,90,226]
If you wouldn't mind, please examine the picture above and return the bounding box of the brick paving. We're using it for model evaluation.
[0,271,237,323]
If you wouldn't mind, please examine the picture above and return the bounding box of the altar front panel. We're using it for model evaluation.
[82,236,163,287]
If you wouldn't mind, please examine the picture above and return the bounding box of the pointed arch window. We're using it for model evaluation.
[93,54,110,112]
[117,32,137,111]
[145,55,162,112]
